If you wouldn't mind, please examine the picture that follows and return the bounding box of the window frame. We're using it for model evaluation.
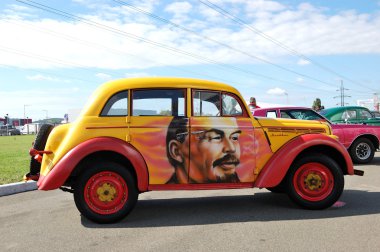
[191,89,248,117]
[100,90,129,117]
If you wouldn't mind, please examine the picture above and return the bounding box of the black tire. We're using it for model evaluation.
[74,162,138,224]
[286,154,344,210]
[266,180,286,193]
[349,138,375,164]
[29,124,54,175]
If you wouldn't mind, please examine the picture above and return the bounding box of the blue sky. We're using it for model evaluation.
[0,0,379,120]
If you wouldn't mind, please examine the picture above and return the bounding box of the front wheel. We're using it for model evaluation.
[74,162,138,223]
[286,154,344,210]
[349,138,375,164]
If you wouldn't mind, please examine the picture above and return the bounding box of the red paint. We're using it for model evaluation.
[254,134,354,188]
[252,106,380,150]
[37,137,149,192]
[293,162,334,202]
[84,171,128,215]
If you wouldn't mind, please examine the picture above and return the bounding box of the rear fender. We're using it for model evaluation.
[254,134,353,188]
[37,137,149,192]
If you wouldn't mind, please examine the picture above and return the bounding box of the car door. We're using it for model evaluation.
[129,88,189,185]
[189,90,256,184]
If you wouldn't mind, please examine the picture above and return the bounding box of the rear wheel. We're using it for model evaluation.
[349,138,375,164]
[74,162,138,223]
[29,124,54,176]
[286,154,344,209]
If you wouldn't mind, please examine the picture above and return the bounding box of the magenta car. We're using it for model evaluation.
[252,107,380,164]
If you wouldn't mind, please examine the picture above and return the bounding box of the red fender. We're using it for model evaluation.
[254,134,354,188]
[37,137,149,192]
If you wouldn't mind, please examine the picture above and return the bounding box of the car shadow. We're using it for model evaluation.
[81,189,380,228]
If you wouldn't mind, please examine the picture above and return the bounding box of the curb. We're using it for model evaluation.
[0,181,37,197]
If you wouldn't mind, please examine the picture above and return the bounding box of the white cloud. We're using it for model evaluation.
[27,74,58,81]
[297,59,310,65]
[0,1,379,71]
[246,0,286,13]
[296,77,304,82]
[165,1,192,15]
[267,87,286,95]
[95,73,112,80]
[124,72,150,78]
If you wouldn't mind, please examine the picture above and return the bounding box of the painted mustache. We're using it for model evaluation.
[213,154,240,168]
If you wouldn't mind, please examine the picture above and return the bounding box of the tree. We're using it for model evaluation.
[312,98,324,111]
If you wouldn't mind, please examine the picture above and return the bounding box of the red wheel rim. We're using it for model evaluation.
[293,162,334,202]
[84,171,128,215]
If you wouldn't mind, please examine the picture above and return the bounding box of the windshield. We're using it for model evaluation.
[282,109,326,120]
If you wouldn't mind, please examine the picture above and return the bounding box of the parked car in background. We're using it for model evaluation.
[24,77,363,223]
[371,110,380,119]
[252,106,380,164]
[0,125,21,136]
[320,106,380,126]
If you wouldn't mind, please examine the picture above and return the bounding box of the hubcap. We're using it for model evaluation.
[84,171,128,215]
[355,142,371,160]
[293,163,334,202]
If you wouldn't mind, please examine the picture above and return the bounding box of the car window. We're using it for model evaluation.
[266,111,277,118]
[100,91,128,116]
[132,89,185,116]
[287,110,324,120]
[280,111,292,119]
[222,94,242,116]
[342,110,356,120]
[193,91,221,116]
[359,109,373,120]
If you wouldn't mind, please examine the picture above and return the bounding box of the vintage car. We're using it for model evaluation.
[320,106,380,126]
[251,107,380,164]
[24,78,363,223]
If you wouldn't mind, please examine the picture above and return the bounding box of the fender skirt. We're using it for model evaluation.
[37,137,149,192]
[254,134,354,188]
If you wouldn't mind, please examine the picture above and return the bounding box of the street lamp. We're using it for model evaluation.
[24,104,31,124]
[284,92,289,104]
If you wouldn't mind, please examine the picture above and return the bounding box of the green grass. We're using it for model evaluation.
[0,135,35,185]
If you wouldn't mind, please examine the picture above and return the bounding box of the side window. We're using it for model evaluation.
[132,89,185,116]
[222,94,242,116]
[280,111,292,118]
[267,111,278,118]
[193,91,221,116]
[342,110,356,120]
[100,91,128,116]
[359,109,373,120]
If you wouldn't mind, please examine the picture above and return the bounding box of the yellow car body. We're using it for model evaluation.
[25,77,360,223]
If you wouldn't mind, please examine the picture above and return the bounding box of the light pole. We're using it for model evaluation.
[24,104,30,124]
[284,92,289,104]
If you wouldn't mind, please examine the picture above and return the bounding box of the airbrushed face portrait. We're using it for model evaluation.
[167,117,242,183]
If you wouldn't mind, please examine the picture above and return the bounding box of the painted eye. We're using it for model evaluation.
[231,133,240,141]
[210,136,222,141]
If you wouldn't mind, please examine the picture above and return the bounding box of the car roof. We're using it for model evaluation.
[320,106,369,115]
[97,77,239,94]
[254,106,312,111]
[82,77,243,116]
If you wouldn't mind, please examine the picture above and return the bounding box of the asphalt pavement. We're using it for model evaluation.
[1,153,379,251]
